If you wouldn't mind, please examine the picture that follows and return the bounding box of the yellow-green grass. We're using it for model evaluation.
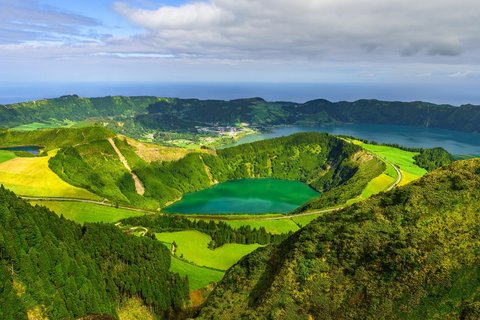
[398,170,422,186]
[207,219,300,234]
[0,150,16,164]
[29,201,145,224]
[170,257,224,291]
[117,297,155,320]
[156,230,261,270]
[361,173,396,198]
[0,150,99,199]
[12,120,76,131]
[359,143,427,184]
[291,214,323,227]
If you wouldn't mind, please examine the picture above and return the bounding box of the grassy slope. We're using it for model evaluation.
[29,201,144,224]
[170,257,225,291]
[291,213,323,227]
[155,230,261,270]
[360,142,427,185]
[361,173,396,197]
[11,120,76,131]
[0,126,114,151]
[0,150,16,164]
[0,150,99,199]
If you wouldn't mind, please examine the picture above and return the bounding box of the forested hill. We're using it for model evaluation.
[2,95,480,133]
[0,95,161,127]
[141,98,480,133]
[0,186,189,319]
[197,159,480,319]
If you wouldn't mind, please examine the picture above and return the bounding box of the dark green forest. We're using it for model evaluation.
[142,98,480,133]
[413,147,455,171]
[0,187,189,319]
[197,159,480,319]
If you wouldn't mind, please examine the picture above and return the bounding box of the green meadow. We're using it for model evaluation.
[156,230,261,270]
[12,120,76,131]
[359,142,427,185]
[169,257,224,291]
[0,150,16,164]
[30,201,145,224]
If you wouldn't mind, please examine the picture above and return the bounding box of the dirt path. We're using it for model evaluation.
[128,226,148,236]
[386,160,402,191]
[108,138,145,195]
[22,196,155,214]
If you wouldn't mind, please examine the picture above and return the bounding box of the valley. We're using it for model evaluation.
[0,95,476,319]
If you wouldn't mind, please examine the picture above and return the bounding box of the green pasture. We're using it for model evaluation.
[30,201,145,224]
[0,150,16,164]
[170,257,224,291]
[156,230,261,270]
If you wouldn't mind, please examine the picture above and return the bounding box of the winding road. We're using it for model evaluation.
[21,196,157,214]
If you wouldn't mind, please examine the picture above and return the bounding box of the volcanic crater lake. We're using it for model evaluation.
[164,179,319,214]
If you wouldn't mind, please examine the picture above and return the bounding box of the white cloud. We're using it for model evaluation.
[93,52,175,58]
[114,0,480,60]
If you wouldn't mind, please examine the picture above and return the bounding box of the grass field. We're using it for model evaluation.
[170,257,225,291]
[361,173,396,198]
[156,230,261,270]
[291,214,323,227]
[0,150,16,164]
[359,143,427,185]
[0,150,99,199]
[12,120,76,131]
[29,201,145,224]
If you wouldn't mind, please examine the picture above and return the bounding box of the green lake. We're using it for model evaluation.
[164,179,319,214]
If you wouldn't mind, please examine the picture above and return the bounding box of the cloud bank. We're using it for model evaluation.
[2,0,480,87]
[114,0,480,60]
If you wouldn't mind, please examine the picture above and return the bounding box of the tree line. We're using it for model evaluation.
[122,215,292,248]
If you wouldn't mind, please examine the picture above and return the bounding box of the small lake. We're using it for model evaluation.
[164,179,319,214]
[0,145,40,155]
[230,124,480,156]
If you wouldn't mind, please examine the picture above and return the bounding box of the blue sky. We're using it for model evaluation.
[1,0,480,103]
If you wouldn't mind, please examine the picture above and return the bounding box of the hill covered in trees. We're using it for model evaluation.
[49,132,385,210]
[2,95,480,135]
[197,159,480,319]
[0,95,161,128]
[0,187,189,319]
[141,98,480,133]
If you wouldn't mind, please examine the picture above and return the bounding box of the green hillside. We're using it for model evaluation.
[142,97,480,133]
[2,95,480,136]
[49,132,384,210]
[197,159,480,319]
[0,126,114,151]
[0,186,189,319]
[0,95,161,128]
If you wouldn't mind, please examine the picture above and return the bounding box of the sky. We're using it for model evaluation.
[1,0,480,103]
